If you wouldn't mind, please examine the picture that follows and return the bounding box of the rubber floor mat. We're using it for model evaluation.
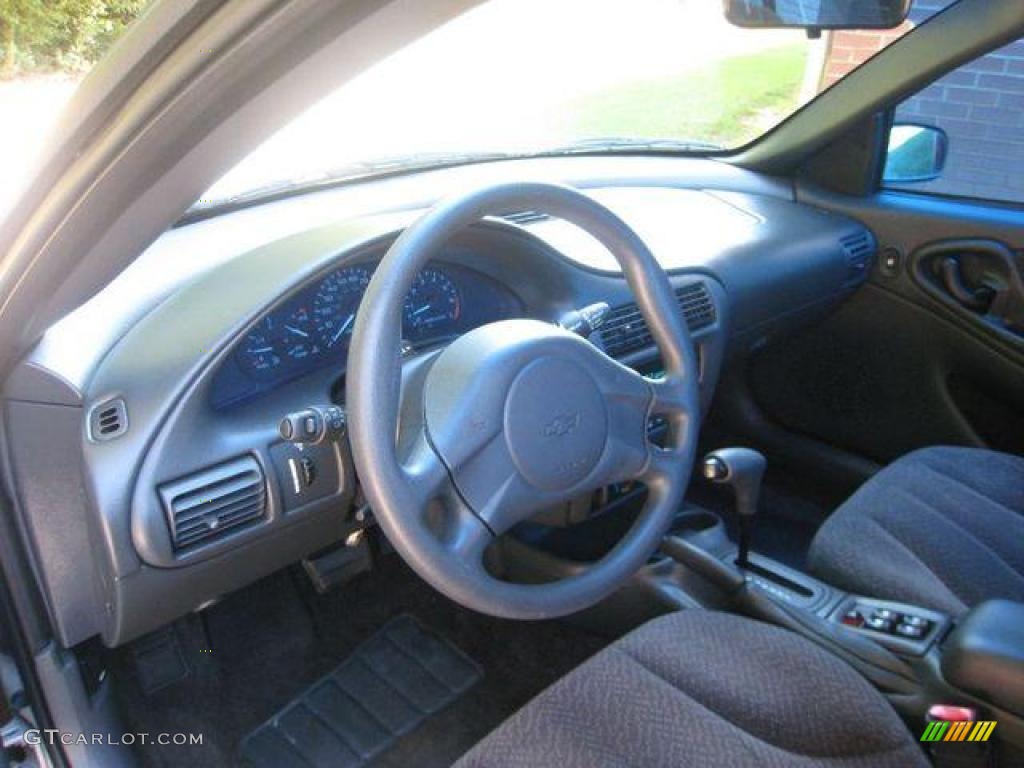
[239,614,482,768]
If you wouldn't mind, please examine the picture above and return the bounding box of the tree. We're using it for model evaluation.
[0,0,61,78]
[0,0,146,78]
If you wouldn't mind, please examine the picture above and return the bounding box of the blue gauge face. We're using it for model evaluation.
[312,266,372,352]
[214,254,523,410]
[402,268,462,341]
[238,305,319,375]
[239,315,283,374]
[280,305,318,360]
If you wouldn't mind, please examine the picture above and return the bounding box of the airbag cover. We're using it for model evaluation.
[505,356,608,491]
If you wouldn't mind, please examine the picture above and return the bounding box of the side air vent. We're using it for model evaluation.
[840,231,875,284]
[159,456,267,552]
[502,210,551,226]
[88,398,128,441]
[601,282,716,359]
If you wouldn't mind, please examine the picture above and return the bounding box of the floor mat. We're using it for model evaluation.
[108,554,608,768]
[240,615,481,768]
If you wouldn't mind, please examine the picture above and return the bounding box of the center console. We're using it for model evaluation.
[656,447,1024,761]
[505,443,1024,760]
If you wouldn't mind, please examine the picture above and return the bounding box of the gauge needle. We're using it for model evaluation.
[285,324,309,338]
[411,304,432,317]
[250,346,274,353]
[331,313,355,345]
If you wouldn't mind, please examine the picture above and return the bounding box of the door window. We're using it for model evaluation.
[884,35,1024,205]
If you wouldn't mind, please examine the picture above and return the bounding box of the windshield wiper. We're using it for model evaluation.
[545,137,722,154]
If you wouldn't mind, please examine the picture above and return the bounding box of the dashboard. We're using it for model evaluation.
[3,158,877,649]
[212,254,523,408]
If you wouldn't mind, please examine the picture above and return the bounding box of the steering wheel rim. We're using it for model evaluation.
[347,181,699,619]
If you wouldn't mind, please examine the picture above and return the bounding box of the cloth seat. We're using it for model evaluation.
[455,611,926,767]
[809,446,1024,616]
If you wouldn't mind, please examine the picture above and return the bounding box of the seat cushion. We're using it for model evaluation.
[455,611,926,768]
[809,446,1024,616]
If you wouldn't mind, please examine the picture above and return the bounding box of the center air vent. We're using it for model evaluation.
[158,456,267,552]
[601,282,716,359]
[840,231,875,284]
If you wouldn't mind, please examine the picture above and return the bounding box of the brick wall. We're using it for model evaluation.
[820,21,914,90]
[819,0,1024,203]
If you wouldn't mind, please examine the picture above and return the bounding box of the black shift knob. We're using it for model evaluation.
[702,448,766,568]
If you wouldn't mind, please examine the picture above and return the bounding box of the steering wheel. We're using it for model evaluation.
[346,182,699,619]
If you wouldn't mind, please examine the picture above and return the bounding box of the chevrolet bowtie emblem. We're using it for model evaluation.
[542,411,581,437]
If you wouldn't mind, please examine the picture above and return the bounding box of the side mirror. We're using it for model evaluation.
[724,0,911,30]
[883,123,949,184]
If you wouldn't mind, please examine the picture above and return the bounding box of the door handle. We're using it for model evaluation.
[939,256,995,312]
[911,239,1024,345]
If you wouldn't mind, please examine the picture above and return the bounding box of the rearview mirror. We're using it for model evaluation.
[883,123,949,184]
[724,0,911,30]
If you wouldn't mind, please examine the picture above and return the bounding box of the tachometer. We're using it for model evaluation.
[403,268,461,339]
[312,266,372,351]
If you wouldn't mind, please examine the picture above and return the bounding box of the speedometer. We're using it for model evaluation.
[403,268,461,340]
[312,266,372,351]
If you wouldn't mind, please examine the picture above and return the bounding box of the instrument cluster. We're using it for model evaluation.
[211,257,522,407]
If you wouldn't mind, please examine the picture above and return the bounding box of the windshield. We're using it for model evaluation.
[198,0,941,208]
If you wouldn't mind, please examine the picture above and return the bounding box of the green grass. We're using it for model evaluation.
[566,43,809,149]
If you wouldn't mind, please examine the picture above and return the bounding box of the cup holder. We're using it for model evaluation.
[668,508,727,549]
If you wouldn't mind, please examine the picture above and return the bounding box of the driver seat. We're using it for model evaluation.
[455,611,927,767]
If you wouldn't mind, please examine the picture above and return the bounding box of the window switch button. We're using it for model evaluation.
[865,616,894,633]
[841,609,864,628]
[895,622,925,639]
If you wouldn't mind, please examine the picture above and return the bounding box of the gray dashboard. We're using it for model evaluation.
[1,157,875,647]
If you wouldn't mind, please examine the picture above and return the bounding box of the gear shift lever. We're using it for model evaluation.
[702,448,766,569]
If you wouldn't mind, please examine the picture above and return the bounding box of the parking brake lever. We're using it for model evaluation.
[660,536,745,593]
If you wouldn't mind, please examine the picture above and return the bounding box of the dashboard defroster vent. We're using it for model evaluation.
[840,231,875,284]
[601,282,716,359]
[502,210,551,226]
[159,456,267,552]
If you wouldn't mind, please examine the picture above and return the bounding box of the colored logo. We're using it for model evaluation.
[920,721,997,743]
